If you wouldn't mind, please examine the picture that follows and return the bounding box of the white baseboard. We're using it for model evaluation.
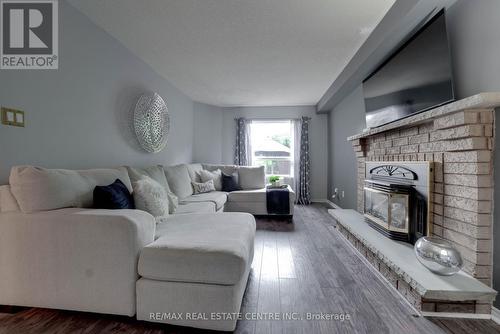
[325,200,342,209]
[421,311,491,320]
[492,306,500,324]
[310,198,328,203]
[310,199,343,209]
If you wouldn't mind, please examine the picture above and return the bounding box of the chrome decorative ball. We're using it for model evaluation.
[133,92,169,153]
[414,236,463,276]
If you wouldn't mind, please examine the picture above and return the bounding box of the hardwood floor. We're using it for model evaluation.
[1,204,499,334]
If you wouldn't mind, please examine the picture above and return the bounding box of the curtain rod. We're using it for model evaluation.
[234,117,311,121]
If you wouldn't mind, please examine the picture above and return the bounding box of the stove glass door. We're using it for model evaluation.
[364,187,389,229]
[389,193,409,233]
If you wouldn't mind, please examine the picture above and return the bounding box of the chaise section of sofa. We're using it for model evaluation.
[180,191,227,211]
[137,212,255,331]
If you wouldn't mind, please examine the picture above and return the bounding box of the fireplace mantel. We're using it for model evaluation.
[348,92,500,141]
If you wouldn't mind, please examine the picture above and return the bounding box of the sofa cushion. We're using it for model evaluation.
[186,163,203,182]
[238,166,265,189]
[163,164,193,199]
[126,165,169,190]
[227,188,266,202]
[93,179,135,210]
[174,201,216,214]
[0,185,19,213]
[225,186,296,215]
[139,213,256,285]
[126,166,178,214]
[180,191,228,211]
[228,186,296,202]
[203,164,238,176]
[198,169,222,191]
[9,166,132,213]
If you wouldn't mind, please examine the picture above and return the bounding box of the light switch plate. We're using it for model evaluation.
[1,107,25,127]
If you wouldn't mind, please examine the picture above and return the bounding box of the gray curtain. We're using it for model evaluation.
[296,116,311,204]
[234,118,251,166]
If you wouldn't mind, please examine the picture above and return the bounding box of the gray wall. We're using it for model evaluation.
[326,0,500,305]
[446,0,500,308]
[193,102,223,163]
[327,86,366,208]
[0,0,194,184]
[446,0,500,98]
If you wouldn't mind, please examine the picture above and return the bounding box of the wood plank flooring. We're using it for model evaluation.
[1,204,499,334]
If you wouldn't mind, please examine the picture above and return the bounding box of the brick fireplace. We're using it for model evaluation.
[351,97,495,283]
[330,93,500,315]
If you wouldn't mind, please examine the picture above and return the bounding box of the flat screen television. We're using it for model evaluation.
[363,10,454,129]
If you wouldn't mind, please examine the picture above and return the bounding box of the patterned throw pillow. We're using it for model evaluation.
[192,180,216,194]
[198,169,222,190]
[132,176,169,220]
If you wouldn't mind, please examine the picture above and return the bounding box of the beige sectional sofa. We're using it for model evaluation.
[0,162,295,331]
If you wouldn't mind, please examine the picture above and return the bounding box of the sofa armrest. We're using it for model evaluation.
[0,208,156,316]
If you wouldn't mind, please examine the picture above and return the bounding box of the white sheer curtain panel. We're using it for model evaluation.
[292,118,302,194]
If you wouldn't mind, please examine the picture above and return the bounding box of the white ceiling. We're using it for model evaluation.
[69,0,395,107]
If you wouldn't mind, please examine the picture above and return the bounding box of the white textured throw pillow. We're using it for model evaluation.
[198,169,222,191]
[132,176,169,219]
[192,180,216,194]
[126,165,178,214]
[167,191,179,213]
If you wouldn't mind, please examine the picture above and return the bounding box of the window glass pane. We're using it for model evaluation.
[250,121,294,177]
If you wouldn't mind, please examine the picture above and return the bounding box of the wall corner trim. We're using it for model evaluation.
[492,307,500,325]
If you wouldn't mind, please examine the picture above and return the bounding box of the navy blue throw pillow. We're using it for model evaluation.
[222,172,241,192]
[93,179,135,209]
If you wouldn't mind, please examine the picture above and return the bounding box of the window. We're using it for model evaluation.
[249,120,294,177]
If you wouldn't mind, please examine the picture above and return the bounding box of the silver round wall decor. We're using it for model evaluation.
[133,92,170,153]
